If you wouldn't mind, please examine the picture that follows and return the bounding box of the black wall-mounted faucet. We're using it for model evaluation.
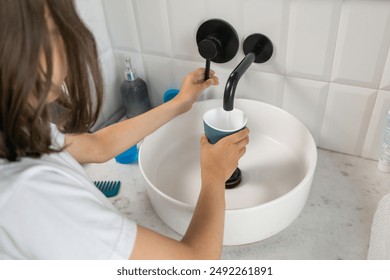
[223,34,273,111]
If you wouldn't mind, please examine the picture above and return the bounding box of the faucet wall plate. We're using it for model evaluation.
[243,34,273,63]
[196,19,239,63]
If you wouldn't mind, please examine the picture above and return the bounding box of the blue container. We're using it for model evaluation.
[115,145,138,164]
[163,88,180,103]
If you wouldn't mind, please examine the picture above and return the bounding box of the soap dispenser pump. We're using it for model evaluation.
[120,57,152,119]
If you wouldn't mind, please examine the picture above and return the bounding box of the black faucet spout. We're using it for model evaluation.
[223,52,256,111]
[222,33,273,111]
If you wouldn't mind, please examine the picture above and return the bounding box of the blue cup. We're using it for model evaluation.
[203,107,247,144]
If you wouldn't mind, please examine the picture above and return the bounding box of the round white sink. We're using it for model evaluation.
[139,99,317,245]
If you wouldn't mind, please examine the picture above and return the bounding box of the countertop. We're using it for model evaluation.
[84,148,390,260]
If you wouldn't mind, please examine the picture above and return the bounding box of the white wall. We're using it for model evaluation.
[82,0,390,160]
[76,0,125,130]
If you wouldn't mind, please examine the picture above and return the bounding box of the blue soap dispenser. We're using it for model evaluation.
[115,57,152,164]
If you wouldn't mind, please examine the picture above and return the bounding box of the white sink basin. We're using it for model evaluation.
[139,99,317,245]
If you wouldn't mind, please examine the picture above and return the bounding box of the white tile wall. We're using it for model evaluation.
[167,0,207,61]
[132,0,172,56]
[362,90,390,159]
[243,0,290,75]
[242,71,285,107]
[380,47,390,91]
[320,83,377,156]
[283,77,328,144]
[142,55,174,106]
[82,0,390,160]
[101,0,140,51]
[286,0,342,81]
[331,0,390,88]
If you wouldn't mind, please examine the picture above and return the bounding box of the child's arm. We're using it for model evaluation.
[130,129,249,259]
[64,68,218,164]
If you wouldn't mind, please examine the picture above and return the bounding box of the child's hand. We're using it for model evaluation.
[200,128,249,185]
[173,68,219,113]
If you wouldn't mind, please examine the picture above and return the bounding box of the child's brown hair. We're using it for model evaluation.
[0,0,103,161]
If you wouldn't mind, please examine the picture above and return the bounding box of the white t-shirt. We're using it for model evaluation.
[0,124,137,259]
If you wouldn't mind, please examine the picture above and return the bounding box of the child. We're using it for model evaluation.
[0,0,249,259]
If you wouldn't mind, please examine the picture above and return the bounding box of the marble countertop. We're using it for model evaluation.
[83,148,390,259]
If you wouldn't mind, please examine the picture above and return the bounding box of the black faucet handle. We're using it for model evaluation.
[196,19,239,81]
[198,35,222,61]
[198,34,222,80]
